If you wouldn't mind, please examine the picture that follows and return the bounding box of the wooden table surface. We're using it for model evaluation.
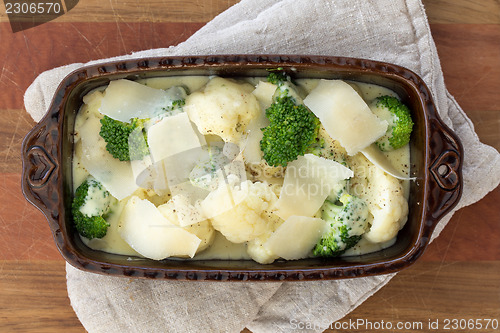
[1,0,499,332]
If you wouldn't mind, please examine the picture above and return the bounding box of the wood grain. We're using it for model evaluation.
[2,260,499,333]
[431,24,500,112]
[0,260,84,332]
[0,174,60,260]
[330,261,500,333]
[0,0,240,23]
[422,0,500,24]
[1,0,498,24]
[431,23,500,150]
[0,110,35,173]
[0,22,204,110]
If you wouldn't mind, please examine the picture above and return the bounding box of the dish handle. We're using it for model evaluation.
[21,117,62,233]
[426,118,464,223]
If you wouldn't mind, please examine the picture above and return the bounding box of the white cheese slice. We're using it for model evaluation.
[134,159,170,195]
[136,76,210,93]
[303,79,388,155]
[360,144,415,180]
[118,196,201,260]
[79,107,138,200]
[99,79,184,122]
[264,215,326,260]
[252,81,276,110]
[147,112,206,163]
[130,155,153,185]
[275,154,353,220]
[242,84,272,164]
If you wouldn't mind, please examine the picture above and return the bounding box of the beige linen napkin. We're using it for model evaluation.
[24,0,500,332]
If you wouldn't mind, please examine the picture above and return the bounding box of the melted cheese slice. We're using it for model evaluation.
[79,100,139,200]
[275,154,353,220]
[304,79,388,155]
[147,112,205,163]
[264,216,326,260]
[99,79,185,122]
[118,196,201,260]
[252,81,276,110]
[243,81,275,164]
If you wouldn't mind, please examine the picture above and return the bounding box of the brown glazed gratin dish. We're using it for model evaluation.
[21,55,463,281]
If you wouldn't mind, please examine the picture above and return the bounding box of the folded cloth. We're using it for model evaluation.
[24,0,500,332]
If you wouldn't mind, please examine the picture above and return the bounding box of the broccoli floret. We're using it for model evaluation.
[71,178,117,239]
[313,193,369,257]
[371,95,414,151]
[99,116,150,161]
[267,70,289,86]
[260,73,320,167]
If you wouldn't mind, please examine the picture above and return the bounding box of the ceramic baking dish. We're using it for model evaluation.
[21,55,463,281]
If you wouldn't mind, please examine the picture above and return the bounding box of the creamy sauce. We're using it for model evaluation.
[136,76,210,93]
[81,200,140,256]
[191,232,250,260]
[73,76,411,261]
[343,235,397,256]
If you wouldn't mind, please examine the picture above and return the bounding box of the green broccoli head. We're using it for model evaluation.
[71,178,116,239]
[313,193,369,257]
[99,116,150,161]
[371,95,414,151]
[267,70,289,86]
[260,77,320,167]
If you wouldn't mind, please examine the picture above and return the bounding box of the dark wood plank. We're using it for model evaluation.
[422,186,500,261]
[430,24,500,112]
[0,0,239,23]
[327,261,500,333]
[0,110,36,173]
[0,22,204,109]
[0,260,84,332]
[2,0,498,24]
[423,0,500,24]
[430,23,500,150]
[0,173,61,260]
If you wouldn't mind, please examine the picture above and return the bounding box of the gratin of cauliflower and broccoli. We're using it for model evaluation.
[71,72,413,263]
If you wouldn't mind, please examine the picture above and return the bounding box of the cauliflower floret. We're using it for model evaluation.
[158,199,215,253]
[246,211,284,264]
[202,180,278,243]
[184,77,260,143]
[348,154,408,243]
